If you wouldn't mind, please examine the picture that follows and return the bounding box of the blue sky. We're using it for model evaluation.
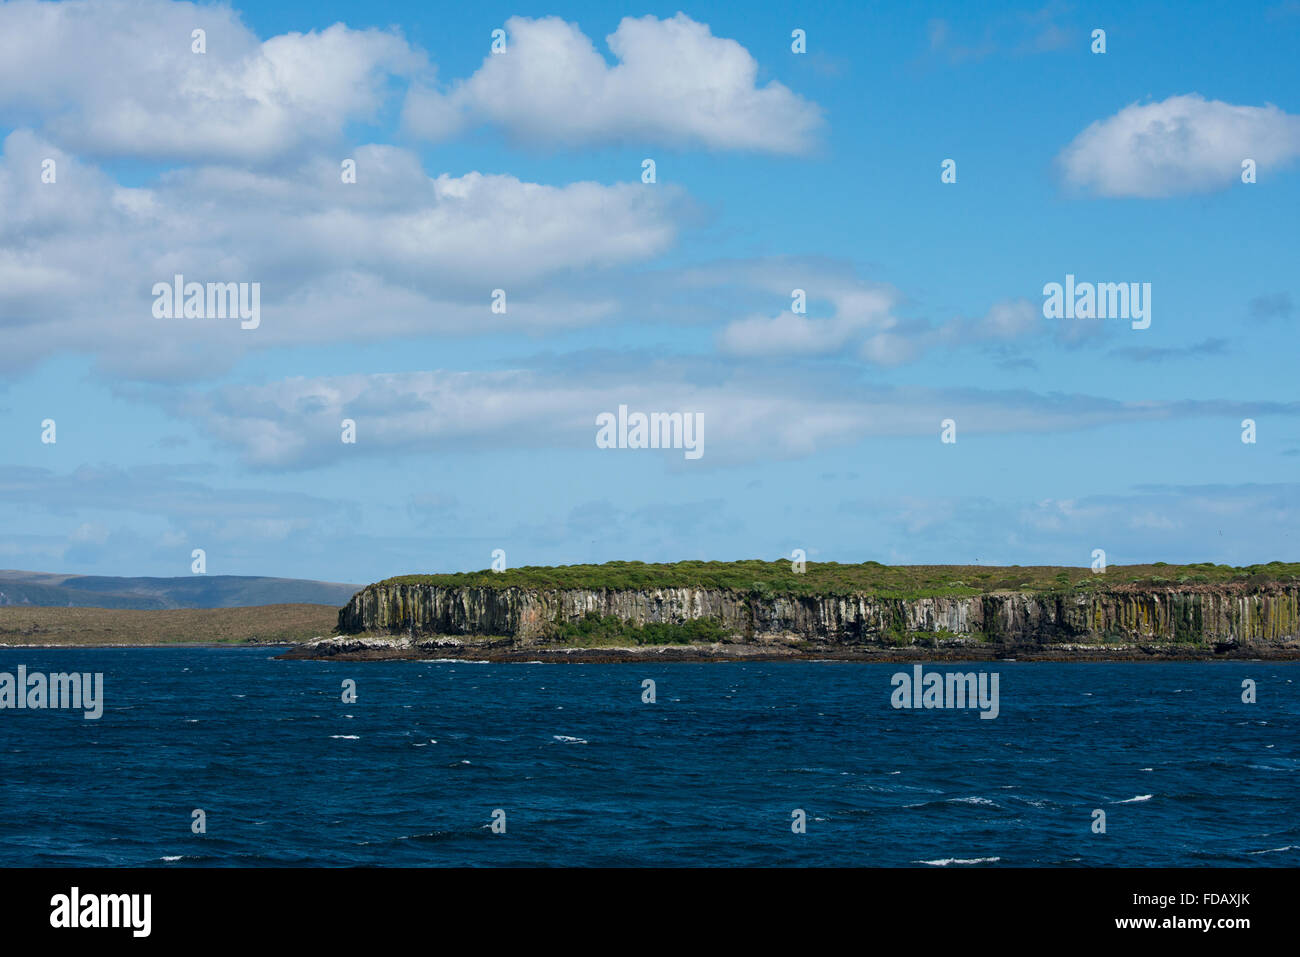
[1,0,1298,583]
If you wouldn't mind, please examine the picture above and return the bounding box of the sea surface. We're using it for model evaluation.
[1,648,1296,867]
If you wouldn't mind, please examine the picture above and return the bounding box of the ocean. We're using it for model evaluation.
[1,648,1296,867]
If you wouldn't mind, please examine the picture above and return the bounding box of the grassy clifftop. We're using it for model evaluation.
[379,560,1300,599]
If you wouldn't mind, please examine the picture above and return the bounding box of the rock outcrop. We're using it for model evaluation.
[337,580,1300,650]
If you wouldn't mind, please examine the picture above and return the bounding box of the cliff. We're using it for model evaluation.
[330,562,1300,657]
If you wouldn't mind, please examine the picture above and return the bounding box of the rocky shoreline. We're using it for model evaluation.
[278,632,1300,663]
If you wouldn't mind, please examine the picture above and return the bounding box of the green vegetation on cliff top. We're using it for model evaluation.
[378,560,1300,599]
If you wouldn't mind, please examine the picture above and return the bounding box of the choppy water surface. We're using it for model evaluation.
[1,648,1295,866]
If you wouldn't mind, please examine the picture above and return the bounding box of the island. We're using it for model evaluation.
[282,560,1300,662]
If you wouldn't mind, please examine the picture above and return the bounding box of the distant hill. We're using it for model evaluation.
[0,570,361,610]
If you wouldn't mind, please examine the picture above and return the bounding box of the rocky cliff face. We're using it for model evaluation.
[338,581,1300,648]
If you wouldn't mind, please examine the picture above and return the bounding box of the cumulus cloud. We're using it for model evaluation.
[2,6,825,160]
[1057,93,1300,197]
[0,132,683,378]
[0,0,427,163]
[402,14,823,153]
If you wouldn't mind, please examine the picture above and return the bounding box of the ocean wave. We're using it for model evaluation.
[553,735,588,744]
[904,796,1000,810]
[1114,794,1153,803]
[330,734,360,740]
[398,831,457,842]
[916,856,1001,866]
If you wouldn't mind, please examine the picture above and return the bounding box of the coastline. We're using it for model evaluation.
[2,638,1294,661]
[0,640,292,650]
[275,635,1300,663]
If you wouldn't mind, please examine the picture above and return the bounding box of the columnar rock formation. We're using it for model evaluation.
[338,581,1300,648]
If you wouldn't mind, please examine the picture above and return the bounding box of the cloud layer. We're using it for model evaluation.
[0,131,683,378]
[173,364,1299,469]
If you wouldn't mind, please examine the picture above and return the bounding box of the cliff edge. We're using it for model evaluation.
[287,561,1300,661]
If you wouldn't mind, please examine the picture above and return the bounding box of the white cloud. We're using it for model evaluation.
[402,14,823,153]
[0,0,426,162]
[173,365,1298,470]
[1057,93,1300,197]
[716,272,903,359]
[0,132,683,378]
[930,297,1109,359]
[961,298,1040,340]
[714,276,1066,366]
[718,309,886,357]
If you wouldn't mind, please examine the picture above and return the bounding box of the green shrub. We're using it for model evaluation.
[547,612,730,646]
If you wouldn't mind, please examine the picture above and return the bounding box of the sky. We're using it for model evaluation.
[1,0,1298,584]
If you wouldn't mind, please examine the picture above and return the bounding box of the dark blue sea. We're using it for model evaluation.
[2,648,1296,867]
